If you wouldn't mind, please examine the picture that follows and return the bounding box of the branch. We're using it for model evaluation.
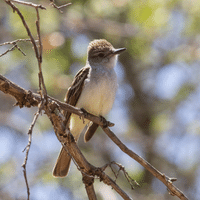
[5,0,47,99]
[0,74,113,127]
[0,39,33,57]
[0,43,25,57]
[2,1,189,199]
[8,0,46,9]
[82,174,97,200]
[49,0,72,13]
[0,74,189,199]
[45,100,131,199]
[0,74,39,108]
[22,102,45,200]
[5,0,41,60]
[0,39,33,46]
[2,1,127,200]
[3,3,48,199]
[101,126,189,200]
[102,161,139,190]
[35,7,47,98]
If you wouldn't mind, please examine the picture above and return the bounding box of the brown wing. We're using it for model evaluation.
[63,66,90,127]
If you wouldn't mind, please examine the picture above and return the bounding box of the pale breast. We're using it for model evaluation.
[76,67,117,116]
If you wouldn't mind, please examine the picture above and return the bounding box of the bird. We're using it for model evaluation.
[53,39,126,177]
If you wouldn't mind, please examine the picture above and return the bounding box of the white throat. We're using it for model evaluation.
[88,55,118,70]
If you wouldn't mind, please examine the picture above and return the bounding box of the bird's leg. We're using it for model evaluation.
[80,108,88,124]
[100,115,115,128]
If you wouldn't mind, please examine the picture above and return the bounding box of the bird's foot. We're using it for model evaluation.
[80,108,88,124]
[100,115,115,128]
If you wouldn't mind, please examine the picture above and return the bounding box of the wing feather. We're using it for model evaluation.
[63,66,90,127]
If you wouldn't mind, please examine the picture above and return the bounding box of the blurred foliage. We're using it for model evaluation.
[1,0,200,199]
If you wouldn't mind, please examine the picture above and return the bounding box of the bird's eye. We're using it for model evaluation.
[98,53,104,57]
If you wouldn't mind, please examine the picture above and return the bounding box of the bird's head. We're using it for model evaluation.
[87,39,126,69]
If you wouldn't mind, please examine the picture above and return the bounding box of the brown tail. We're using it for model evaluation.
[53,147,71,177]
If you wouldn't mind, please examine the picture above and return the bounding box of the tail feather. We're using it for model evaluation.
[53,147,71,177]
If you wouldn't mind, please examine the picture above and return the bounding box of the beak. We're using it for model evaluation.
[112,48,126,55]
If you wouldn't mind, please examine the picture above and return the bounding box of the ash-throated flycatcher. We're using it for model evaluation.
[53,39,126,177]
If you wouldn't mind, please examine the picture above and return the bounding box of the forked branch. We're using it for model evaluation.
[1,0,189,199]
[0,74,188,200]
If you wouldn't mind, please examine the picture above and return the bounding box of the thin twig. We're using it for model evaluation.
[101,161,139,190]
[15,43,26,55]
[0,39,34,46]
[5,0,40,60]
[49,0,72,13]
[5,0,47,99]
[0,39,39,57]
[22,102,45,200]
[111,161,139,189]
[9,0,46,9]
[35,7,47,99]
[0,43,26,57]
[101,126,189,200]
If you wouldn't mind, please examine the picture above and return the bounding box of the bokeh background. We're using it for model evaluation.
[1,0,200,199]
